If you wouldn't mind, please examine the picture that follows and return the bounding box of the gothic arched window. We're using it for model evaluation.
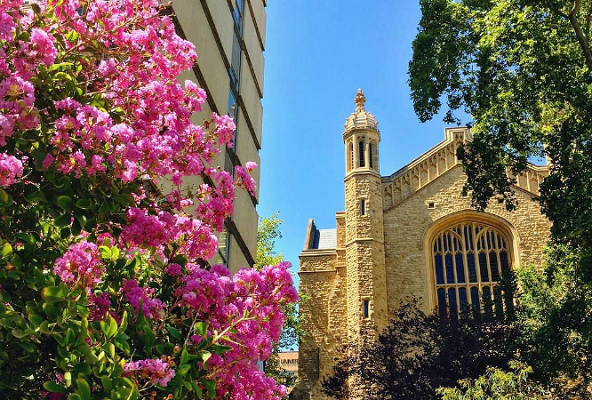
[432,222,512,319]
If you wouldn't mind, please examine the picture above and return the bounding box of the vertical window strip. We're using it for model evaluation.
[358,140,365,168]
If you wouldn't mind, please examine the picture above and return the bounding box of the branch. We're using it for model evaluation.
[569,0,592,71]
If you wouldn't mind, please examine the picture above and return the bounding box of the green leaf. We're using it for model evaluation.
[180,348,189,365]
[41,286,68,301]
[199,350,212,363]
[191,382,203,398]
[194,321,207,337]
[0,188,9,204]
[178,364,191,376]
[57,195,74,210]
[43,381,67,393]
[1,243,12,257]
[42,286,67,302]
[210,344,232,355]
[75,198,93,210]
[76,377,91,400]
[24,189,45,204]
[202,379,216,399]
[55,214,72,227]
[168,326,180,339]
[101,376,112,394]
[113,194,135,207]
[105,342,115,359]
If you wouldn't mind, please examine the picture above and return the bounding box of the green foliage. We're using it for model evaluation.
[514,249,592,397]
[410,1,592,396]
[322,300,519,400]
[438,362,552,400]
[255,212,284,269]
[255,213,301,394]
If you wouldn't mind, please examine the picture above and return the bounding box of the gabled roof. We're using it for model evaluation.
[381,127,549,211]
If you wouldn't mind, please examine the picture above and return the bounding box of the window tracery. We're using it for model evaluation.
[432,222,512,319]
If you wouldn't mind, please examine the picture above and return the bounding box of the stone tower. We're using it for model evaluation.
[292,90,551,400]
[343,90,388,339]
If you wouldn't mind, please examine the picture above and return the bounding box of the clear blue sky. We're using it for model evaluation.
[258,2,465,286]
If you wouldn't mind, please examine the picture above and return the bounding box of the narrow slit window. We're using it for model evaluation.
[369,142,374,169]
[359,141,365,168]
[361,199,366,216]
[363,300,370,319]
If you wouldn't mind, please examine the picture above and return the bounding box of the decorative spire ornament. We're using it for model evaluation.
[355,88,366,111]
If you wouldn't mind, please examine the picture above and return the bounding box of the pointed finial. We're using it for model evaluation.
[355,89,366,111]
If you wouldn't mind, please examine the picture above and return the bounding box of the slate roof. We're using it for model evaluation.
[312,228,337,250]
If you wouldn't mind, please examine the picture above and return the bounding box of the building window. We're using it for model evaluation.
[230,30,242,86]
[363,300,370,319]
[360,199,366,216]
[358,140,365,168]
[432,222,512,320]
[369,142,374,169]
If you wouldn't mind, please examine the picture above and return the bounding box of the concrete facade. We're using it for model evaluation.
[169,0,266,271]
[292,91,551,399]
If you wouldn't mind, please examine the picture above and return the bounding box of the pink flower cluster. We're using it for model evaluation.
[122,279,163,320]
[235,161,258,197]
[0,152,22,186]
[123,358,175,387]
[53,241,104,290]
[1,0,297,398]
[175,262,298,398]
[121,208,218,260]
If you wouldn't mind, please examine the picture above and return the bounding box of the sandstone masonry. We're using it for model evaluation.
[290,90,551,400]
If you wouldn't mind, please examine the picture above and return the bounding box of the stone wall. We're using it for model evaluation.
[295,252,346,400]
[383,165,551,315]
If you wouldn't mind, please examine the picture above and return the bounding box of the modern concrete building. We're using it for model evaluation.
[169,0,266,270]
[291,90,551,400]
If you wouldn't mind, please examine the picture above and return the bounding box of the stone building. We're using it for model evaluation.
[168,0,266,271]
[291,90,551,399]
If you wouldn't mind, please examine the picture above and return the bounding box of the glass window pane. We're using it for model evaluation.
[466,225,474,250]
[459,287,468,313]
[490,251,500,281]
[448,288,458,319]
[483,286,493,318]
[479,252,489,282]
[358,141,365,168]
[494,286,504,320]
[445,254,455,284]
[467,252,477,283]
[438,288,447,319]
[470,286,480,318]
[500,251,510,275]
[435,255,444,285]
[455,253,465,283]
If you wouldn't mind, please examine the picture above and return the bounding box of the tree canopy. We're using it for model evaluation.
[409,0,592,396]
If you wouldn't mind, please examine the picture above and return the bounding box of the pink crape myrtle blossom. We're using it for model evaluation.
[122,279,163,320]
[178,262,298,398]
[53,241,104,290]
[123,358,175,387]
[0,0,297,398]
[0,152,22,186]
